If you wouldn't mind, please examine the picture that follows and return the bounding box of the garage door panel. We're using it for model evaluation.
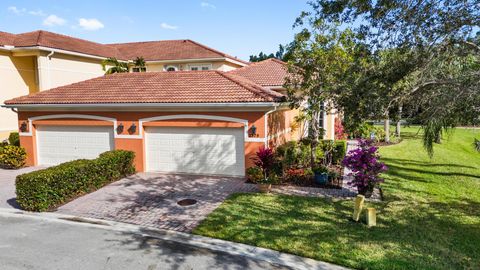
[36,125,114,166]
[145,127,244,176]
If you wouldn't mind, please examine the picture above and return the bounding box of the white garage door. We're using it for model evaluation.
[145,127,245,176]
[36,125,114,166]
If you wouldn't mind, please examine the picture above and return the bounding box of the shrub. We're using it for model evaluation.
[246,166,263,183]
[16,150,135,211]
[334,118,348,140]
[253,147,275,178]
[285,168,313,185]
[333,140,347,164]
[8,132,20,146]
[317,140,347,165]
[0,145,26,169]
[276,141,310,169]
[343,139,387,196]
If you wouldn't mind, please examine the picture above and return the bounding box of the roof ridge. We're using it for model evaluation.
[107,39,190,45]
[186,40,249,64]
[218,71,280,101]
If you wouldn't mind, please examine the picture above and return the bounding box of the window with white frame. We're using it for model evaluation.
[165,65,178,72]
[188,64,211,71]
[132,67,147,72]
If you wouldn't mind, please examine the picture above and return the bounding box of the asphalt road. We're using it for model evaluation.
[0,214,290,270]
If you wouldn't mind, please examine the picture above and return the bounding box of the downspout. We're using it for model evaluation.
[46,51,55,90]
[264,105,278,147]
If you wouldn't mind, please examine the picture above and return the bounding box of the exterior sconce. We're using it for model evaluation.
[128,123,137,134]
[19,121,27,132]
[249,125,257,137]
[116,123,124,134]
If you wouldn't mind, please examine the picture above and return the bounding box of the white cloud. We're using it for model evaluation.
[7,6,26,14]
[28,10,46,16]
[43,15,66,26]
[78,18,104,31]
[200,2,216,9]
[160,22,178,30]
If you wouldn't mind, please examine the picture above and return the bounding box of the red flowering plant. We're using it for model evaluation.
[342,139,387,197]
[253,147,275,184]
[334,118,348,140]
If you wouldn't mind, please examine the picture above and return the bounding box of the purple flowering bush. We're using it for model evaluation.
[342,139,388,197]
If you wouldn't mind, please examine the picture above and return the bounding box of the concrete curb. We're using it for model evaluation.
[0,208,350,270]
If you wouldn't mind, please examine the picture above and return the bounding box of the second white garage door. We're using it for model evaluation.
[145,127,245,176]
[36,125,114,166]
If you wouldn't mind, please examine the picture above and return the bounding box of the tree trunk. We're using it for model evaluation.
[395,105,402,139]
[435,133,442,144]
[309,110,321,168]
[384,115,390,143]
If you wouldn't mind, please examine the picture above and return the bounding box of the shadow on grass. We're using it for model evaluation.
[193,193,480,270]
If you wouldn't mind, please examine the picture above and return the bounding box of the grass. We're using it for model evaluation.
[193,127,480,269]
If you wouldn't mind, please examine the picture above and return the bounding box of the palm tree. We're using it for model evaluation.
[101,57,128,74]
[133,57,146,72]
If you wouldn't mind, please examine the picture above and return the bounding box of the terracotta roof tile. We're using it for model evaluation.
[108,39,247,63]
[5,71,284,105]
[228,58,289,87]
[1,30,247,63]
[0,31,16,46]
[12,30,122,58]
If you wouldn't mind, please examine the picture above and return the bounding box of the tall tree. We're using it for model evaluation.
[285,22,357,166]
[300,0,480,153]
[250,44,290,62]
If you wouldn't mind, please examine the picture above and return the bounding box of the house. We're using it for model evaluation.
[0,30,247,139]
[2,30,336,176]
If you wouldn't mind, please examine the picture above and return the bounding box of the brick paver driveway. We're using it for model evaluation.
[58,173,256,232]
[0,167,44,209]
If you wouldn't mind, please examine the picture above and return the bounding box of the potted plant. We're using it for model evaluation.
[257,177,273,193]
[313,165,329,185]
[253,147,276,193]
[343,139,388,197]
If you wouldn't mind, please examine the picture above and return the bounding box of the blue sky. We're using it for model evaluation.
[0,1,310,60]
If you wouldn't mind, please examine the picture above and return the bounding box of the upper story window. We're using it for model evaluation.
[132,67,147,72]
[189,64,211,71]
[165,65,178,72]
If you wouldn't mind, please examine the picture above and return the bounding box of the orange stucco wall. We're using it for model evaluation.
[17,110,267,174]
[267,108,301,148]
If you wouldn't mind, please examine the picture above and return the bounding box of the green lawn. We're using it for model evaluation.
[193,127,480,269]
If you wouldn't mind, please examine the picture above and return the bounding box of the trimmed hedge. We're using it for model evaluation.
[8,132,20,146]
[16,150,135,212]
[0,145,26,169]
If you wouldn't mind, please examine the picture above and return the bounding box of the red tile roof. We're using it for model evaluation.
[0,30,246,63]
[5,71,284,105]
[12,30,122,58]
[228,58,289,87]
[109,39,247,63]
[0,31,16,46]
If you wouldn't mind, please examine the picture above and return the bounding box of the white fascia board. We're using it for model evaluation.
[145,57,227,64]
[1,102,281,111]
[224,57,249,67]
[11,46,124,61]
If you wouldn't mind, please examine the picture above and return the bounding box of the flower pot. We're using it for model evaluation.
[357,186,374,198]
[314,172,328,185]
[257,183,272,193]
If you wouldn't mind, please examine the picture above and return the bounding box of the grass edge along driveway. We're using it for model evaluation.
[193,127,480,270]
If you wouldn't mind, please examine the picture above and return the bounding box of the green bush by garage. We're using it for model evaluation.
[16,150,136,212]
